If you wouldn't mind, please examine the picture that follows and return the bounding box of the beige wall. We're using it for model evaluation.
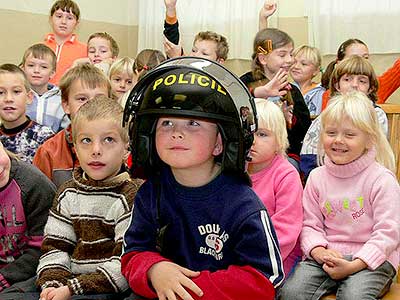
[0,1,398,103]
[0,9,138,66]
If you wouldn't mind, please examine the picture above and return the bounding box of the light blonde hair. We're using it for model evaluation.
[59,64,112,102]
[293,45,321,70]
[21,43,57,72]
[318,92,395,172]
[108,56,135,79]
[88,32,119,57]
[72,95,128,144]
[194,31,229,61]
[0,64,31,92]
[254,98,289,155]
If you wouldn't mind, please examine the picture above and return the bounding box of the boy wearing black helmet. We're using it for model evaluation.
[122,58,284,300]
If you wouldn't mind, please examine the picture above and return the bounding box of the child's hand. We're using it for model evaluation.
[323,257,367,280]
[164,0,177,9]
[310,246,343,265]
[71,57,90,68]
[40,287,56,300]
[40,286,71,300]
[259,1,277,19]
[164,37,182,58]
[281,101,294,128]
[148,261,203,300]
[254,68,288,98]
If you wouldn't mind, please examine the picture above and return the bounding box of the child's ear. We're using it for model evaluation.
[61,99,71,115]
[123,142,130,161]
[334,81,340,92]
[49,69,56,80]
[26,90,34,105]
[257,53,268,66]
[212,133,223,156]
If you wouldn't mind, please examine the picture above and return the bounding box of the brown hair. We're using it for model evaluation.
[21,43,57,72]
[329,55,378,102]
[193,31,229,61]
[133,49,166,81]
[50,0,80,20]
[59,64,112,102]
[251,28,293,81]
[321,38,368,89]
[88,32,119,57]
[72,95,128,144]
[0,63,31,92]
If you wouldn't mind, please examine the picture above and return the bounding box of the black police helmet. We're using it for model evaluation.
[123,57,257,177]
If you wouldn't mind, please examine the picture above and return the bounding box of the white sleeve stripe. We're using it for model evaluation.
[260,210,285,287]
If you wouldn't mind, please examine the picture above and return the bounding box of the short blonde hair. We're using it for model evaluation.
[293,45,321,68]
[59,64,112,102]
[194,31,229,61]
[254,98,289,155]
[108,56,135,79]
[21,43,57,72]
[0,64,31,92]
[88,32,119,57]
[319,91,395,172]
[72,95,128,144]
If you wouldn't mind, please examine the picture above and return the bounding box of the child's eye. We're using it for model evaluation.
[77,97,88,102]
[112,78,121,82]
[67,16,75,21]
[188,120,200,127]
[326,131,336,136]
[81,137,91,144]
[41,65,48,69]
[27,64,34,68]
[88,49,96,54]
[14,89,22,95]
[161,120,173,127]
[104,136,114,143]
[127,80,133,84]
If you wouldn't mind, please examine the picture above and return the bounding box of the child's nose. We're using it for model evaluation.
[91,142,102,156]
[171,125,184,139]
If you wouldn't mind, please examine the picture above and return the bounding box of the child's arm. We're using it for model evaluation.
[259,1,277,30]
[301,173,330,258]
[163,0,181,50]
[299,116,321,179]
[0,163,56,289]
[269,165,303,262]
[377,57,400,103]
[352,171,400,270]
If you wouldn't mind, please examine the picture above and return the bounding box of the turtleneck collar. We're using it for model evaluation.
[324,147,376,178]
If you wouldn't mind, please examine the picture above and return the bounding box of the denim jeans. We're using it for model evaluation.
[279,257,396,300]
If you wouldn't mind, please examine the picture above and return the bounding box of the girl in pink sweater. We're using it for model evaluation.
[248,99,303,276]
[280,92,400,300]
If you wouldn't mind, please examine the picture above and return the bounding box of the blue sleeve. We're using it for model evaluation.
[300,154,317,182]
[234,209,285,288]
[123,183,158,254]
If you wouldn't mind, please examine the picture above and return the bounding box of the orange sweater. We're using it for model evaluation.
[44,33,87,85]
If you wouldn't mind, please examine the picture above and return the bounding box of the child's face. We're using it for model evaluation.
[190,40,220,62]
[50,9,78,38]
[0,73,32,129]
[155,117,222,175]
[110,71,135,99]
[74,118,128,181]
[290,53,319,84]
[62,79,108,120]
[248,128,279,173]
[335,74,370,95]
[343,43,369,60]
[22,54,55,90]
[258,43,294,78]
[0,143,11,188]
[322,116,370,165]
[88,37,115,64]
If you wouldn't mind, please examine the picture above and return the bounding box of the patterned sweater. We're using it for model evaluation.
[36,167,143,296]
[0,118,54,163]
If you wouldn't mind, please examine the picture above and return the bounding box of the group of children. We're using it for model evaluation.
[0,0,399,299]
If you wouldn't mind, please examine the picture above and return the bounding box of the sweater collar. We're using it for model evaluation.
[73,166,131,190]
[324,147,376,178]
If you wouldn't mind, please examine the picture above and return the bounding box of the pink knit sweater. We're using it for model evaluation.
[301,149,400,270]
[251,155,303,275]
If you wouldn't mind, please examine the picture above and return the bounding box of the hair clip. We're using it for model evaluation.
[142,65,149,70]
[257,39,273,55]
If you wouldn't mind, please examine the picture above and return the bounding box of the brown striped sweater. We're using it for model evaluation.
[36,167,143,296]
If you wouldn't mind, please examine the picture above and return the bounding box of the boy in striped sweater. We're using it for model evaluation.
[36,96,143,300]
